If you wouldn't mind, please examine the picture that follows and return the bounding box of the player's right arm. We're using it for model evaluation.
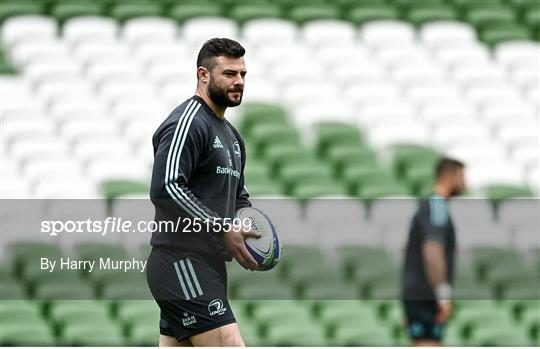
[419,198,453,324]
[150,112,221,224]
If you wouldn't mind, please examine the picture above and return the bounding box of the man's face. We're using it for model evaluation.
[205,56,246,108]
[449,168,466,197]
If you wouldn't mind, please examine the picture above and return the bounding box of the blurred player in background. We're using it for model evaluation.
[402,157,466,346]
[147,38,259,346]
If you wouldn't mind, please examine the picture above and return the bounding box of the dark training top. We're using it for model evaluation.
[402,194,456,301]
[150,95,251,260]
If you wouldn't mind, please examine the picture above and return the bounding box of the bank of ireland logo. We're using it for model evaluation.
[233,141,241,158]
[208,299,227,316]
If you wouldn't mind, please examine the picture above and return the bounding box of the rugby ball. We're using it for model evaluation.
[235,207,281,271]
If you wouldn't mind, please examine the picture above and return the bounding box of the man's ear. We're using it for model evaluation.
[197,67,208,83]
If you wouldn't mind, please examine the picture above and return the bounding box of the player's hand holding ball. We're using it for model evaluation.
[223,216,261,271]
[235,207,281,272]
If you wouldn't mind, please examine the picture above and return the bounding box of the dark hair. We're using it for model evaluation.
[196,38,245,71]
[436,157,465,178]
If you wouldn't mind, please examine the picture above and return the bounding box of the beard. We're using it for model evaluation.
[449,186,465,197]
[207,79,243,107]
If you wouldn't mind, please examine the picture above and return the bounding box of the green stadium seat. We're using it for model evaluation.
[391,144,439,177]
[318,301,378,328]
[443,323,466,346]
[287,4,341,24]
[101,281,152,300]
[244,182,283,196]
[325,145,378,177]
[228,3,281,23]
[291,182,348,199]
[341,165,397,195]
[0,1,44,23]
[465,7,517,30]
[346,5,400,25]
[486,184,534,201]
[337,245,392,277]
[507,0,540,10]
[358,182,410,200]
[1,321,56,346]
[250,124,300,156]
[302,281,359,300]
[25,268,84,294]
[454,285,493,300]
[331,323,395,346]
[234,282,295,300]
[101,179,149,200]
[168,3,224,23]
[353,266,399,295]
[263,321,327,346]
[279,162,334,194]
[469,326,530,346]
[75,242,129,260]
[61,322,125,346]
[314,122,364,157]
[525,10,540,40]
[471,246,522,275]
[0,300,41,324]
[117,300,160,328]
[407,6,458,26]
[49,300,110,326]
[0,282,27,299]
[251,300,311,326]
[484,266,538,294]
[481,25,532,45]
[109,2,162,22]
[232,270,294,300]
[392,0,448,9]
[457,306,514,332]
[239,103,289,137]
[280,245,325,270]
[50,2,103,23]
[10,242,64,277]
[126,322,159,346]
[264,145,318,175]
[34,283,95,300]
[451,0,507,13]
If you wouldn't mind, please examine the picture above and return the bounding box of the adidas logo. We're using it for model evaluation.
[213,136,223,149]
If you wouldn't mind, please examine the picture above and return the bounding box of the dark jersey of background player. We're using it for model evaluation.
[402,194,456,301]
[150,95,250,260]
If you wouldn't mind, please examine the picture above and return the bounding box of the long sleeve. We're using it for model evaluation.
[150,105,221,222]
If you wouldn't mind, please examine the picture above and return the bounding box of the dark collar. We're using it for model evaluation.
[192,95,224,121]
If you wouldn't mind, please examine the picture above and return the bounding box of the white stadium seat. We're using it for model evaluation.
[86,159,149,182]
[368,122,429,149]
[242,18,298,45]
[420,21,477,47]
[63,16,119,44]
[494,41,540,68]
[1,16,57,47]
[181,17,239,46]
[10,40,69,67]
[360,21,416,47]
[301,20,356,47]
[122,17,178,45]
